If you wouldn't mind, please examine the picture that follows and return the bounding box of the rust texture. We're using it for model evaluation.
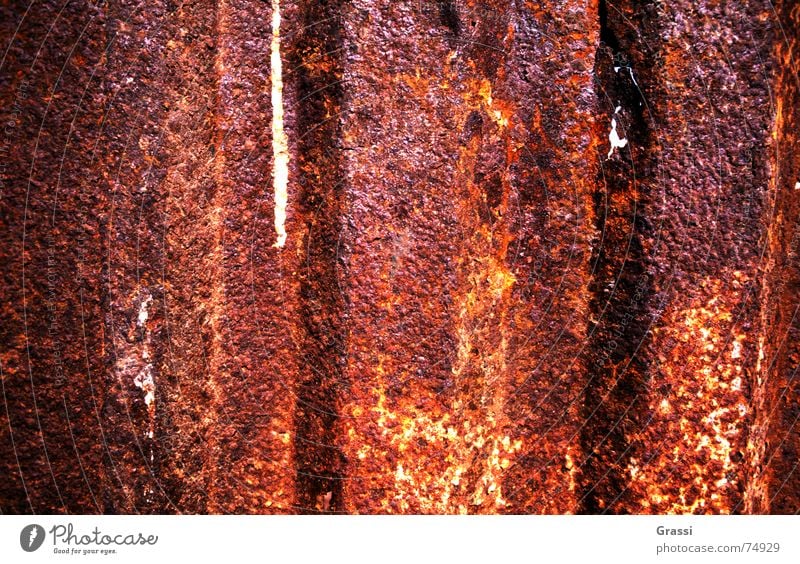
[1,0,799,514]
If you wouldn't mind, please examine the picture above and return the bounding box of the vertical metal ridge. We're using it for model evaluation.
[284,0,347,513]
[745,0,800,514]
[580,0,656,514]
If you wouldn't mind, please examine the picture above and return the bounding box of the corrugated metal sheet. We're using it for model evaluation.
[1,0,798,514]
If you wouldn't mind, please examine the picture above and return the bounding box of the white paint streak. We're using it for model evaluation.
[271,0,289,248]
[612,66,639,90]
[628,67,639,88]
[133,292,156,409]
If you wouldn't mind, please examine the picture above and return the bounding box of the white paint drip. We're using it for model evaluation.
[607,105,628,158]
[271,0,289,248]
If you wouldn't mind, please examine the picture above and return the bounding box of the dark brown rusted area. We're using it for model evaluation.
[1,0,799,514]
[580,0,656,513]
[284,0,347,513]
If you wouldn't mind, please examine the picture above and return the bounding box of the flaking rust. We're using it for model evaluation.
[1,0,799,514]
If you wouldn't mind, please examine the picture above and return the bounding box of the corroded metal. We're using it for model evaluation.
[1,0,798,514]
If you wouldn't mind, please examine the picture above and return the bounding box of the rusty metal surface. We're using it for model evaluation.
[1,0,799,514]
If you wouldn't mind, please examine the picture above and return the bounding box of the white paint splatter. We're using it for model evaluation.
[271,0,289,248]
[607,106,628,158]
[133,365,155,407]
[794,181,800,190]
[137,294,152,327]
[731,338,742,359]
